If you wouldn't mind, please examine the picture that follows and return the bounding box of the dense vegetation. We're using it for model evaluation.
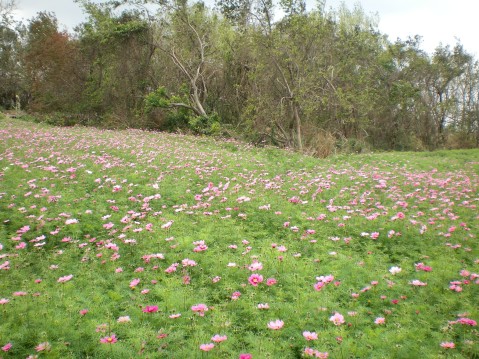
[1,0,478,155]
[0,117,478,358]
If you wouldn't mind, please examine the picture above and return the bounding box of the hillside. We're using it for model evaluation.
[0,118,478,358]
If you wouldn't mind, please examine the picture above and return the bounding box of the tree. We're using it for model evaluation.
[76,1,155,125]
[0,0,21,109]
[22,12,82,112]
[142,0,225,133]
[0,0,15,25]
[0,22,22,109]
[429,44,472,145]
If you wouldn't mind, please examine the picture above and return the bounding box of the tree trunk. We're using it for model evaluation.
[293,101,303,150]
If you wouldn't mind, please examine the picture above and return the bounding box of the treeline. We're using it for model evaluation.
[1,0,478,154]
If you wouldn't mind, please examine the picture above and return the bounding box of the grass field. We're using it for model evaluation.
[0,117,478,358]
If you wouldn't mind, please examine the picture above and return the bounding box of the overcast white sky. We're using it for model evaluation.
[12,0,479,57]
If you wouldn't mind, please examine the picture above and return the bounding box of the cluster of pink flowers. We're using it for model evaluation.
[182,258,197,267]
[449,317,477,326]
[141,253,165,263]
[415,263,432,272]
[314,275,334,291]
[193,240,208,252]
[449,269,479,292]
[165,263,179,273]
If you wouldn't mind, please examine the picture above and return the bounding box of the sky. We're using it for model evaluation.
[11,0,479,57]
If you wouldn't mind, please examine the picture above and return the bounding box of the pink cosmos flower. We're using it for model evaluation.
[303,331,318,340]
[239,354,252,359]
[142,305,159,313]
[257,303,269,309]
[0,298,9,305]
[2,343,12,352]
[389,266,402,275]
[35,342,51,352]
[191,303,208,316]
[161,220,174,230]
[374,317,385,325]
[16,242,27,249]
[165,263,178,273]
[277,245,287,252]
[100,334,118,344]
[410,280,427,286]
[440,342,455,349]
[248,274,264,286]
[117,316,131,323]
[199,343,214,351]
[304,348,329,358]
[79,309,88,316]
[129,278,140,288]
[266,278,277,286]
[211,334,227,343]
[57,274,73,283]
[267,319,284,330]
[304,348,316,356]
[248,261,263,271]
[169,313,181,319]
[13,291,27,296]
[103,222,114,229]
[329,312,345,326]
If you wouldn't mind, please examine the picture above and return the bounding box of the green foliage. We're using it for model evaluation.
[144,87,171,112]
[188,112,221,135]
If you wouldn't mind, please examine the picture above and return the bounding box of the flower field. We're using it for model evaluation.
[0,118,478,358]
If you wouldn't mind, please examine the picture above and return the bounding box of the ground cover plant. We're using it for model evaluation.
[0,117,478,358]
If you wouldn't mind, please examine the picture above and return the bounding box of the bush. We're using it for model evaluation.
[188,113,221,136]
